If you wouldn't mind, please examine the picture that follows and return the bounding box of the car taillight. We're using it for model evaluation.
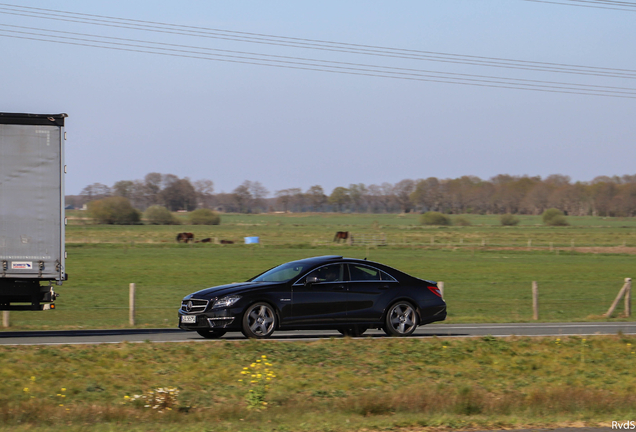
[427,286,442,298]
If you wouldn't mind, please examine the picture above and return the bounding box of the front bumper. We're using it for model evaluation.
[178,307,241,331]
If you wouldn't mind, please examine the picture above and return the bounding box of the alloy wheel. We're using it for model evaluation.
[242,303,277,338]
[384,302,418,336]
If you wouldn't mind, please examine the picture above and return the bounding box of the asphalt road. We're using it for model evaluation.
[0,321,635,345]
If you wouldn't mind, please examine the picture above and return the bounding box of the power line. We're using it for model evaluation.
[1,30,634,99]
[0,3,634,98]
[565,0,636,6]
[1,23,634,96]
[521,0,636,11]
[0,3,635,80]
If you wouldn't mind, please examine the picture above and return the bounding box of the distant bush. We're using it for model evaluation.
[542,208,569,226]
[454,216,472,226]
[420,211,451,226]
[189,209,221,225]
[500,214,520,226]
[88,197,141,225]
[144,205,181,225]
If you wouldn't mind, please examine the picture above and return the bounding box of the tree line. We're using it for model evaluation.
[66,172,636,217]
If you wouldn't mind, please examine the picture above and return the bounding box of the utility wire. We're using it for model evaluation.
[563,0,636,6]
[0,3,634,98]
[521,0,636,11]
[0,3,635,80]
[1,30,634,98]
[2,23,634,96]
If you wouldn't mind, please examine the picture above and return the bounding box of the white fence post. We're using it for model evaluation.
[532,281,539,320]
[2,311,9,328]
[624,278,632,317]
[129,283,136,326]
[438,281,445,300]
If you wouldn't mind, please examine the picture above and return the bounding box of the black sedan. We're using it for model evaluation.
[178,255,446,339]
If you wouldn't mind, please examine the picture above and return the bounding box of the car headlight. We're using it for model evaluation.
[212,295,242,309]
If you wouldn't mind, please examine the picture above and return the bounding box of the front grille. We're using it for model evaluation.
[181,298,209,313]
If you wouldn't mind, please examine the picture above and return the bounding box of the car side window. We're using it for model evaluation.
[349,264,382,281]
[304,264,344,283]
[380,270,397,282]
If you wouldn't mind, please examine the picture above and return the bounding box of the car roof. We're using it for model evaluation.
[289,255,342,265]
[291,255,381,267]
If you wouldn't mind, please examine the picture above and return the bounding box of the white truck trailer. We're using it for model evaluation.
[0,112,67,310]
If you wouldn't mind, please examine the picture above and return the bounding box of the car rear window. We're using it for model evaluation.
[349,264,397,282]
[349,264,381,281]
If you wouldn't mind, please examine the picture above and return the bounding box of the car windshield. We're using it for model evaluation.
[250,262,308,283]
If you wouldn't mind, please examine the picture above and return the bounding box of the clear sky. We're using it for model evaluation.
[1,0,635,196]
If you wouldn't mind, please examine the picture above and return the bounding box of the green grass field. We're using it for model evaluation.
[0,336,636,432]
[67,211,636,249]
[5,213,635,329]
[1,335,634,431]
[2,213,635,431]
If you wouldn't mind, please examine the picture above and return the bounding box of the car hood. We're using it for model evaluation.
[183,281,281,300]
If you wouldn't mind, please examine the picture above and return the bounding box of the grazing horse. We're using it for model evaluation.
[176,232,195,243]
[220,240,234,244]
[333,231,349,243]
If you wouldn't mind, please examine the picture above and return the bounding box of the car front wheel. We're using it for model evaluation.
[196,329,227,339]
[383,301,418,336]
[242,302,277,339]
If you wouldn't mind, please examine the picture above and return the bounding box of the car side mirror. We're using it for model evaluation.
[305,276,319,286]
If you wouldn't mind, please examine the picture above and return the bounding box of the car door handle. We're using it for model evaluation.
[379,285,391,290]
[333,285,345,291]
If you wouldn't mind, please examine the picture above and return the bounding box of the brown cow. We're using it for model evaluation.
[195,238,212,243]
[333,231,349,243]
[176,232,195,243]
[220,240,234,244]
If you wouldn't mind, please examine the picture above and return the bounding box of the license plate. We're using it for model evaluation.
[181,315,196,324]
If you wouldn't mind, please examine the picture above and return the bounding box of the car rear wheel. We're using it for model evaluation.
[338,326,368,337]
[196,329,227,339]
[242,302,277,339]
[383,301,418,336]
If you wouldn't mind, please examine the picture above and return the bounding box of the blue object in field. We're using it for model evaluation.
[244,236,260,244]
